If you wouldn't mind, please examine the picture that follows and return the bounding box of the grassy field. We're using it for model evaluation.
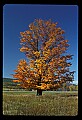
[3,91,78,116]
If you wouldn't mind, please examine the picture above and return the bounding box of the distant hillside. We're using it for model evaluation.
[3,78,78,91]
[3,78,14,82]
[3,78,21,90]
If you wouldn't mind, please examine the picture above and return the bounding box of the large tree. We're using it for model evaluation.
[12,19,75,95]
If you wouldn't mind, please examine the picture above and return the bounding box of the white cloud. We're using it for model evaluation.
[73,80,78,85]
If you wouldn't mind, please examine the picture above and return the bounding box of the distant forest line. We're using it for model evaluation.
[3,78,78,91]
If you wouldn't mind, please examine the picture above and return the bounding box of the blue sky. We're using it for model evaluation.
[3,4,78,84]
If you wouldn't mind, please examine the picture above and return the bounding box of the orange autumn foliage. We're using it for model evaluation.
[12,19,75,91]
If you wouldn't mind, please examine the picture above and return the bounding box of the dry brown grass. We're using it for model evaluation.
[3,91,78,116]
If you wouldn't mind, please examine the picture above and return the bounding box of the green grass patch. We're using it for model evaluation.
[3,91,78,116]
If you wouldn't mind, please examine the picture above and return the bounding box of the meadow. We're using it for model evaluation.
[3,91,78,116]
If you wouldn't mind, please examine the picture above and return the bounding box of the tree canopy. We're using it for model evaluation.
[12,19,75,95]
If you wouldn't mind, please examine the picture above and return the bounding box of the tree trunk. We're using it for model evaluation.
[36,75,42,96]
[37,89,42,96]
